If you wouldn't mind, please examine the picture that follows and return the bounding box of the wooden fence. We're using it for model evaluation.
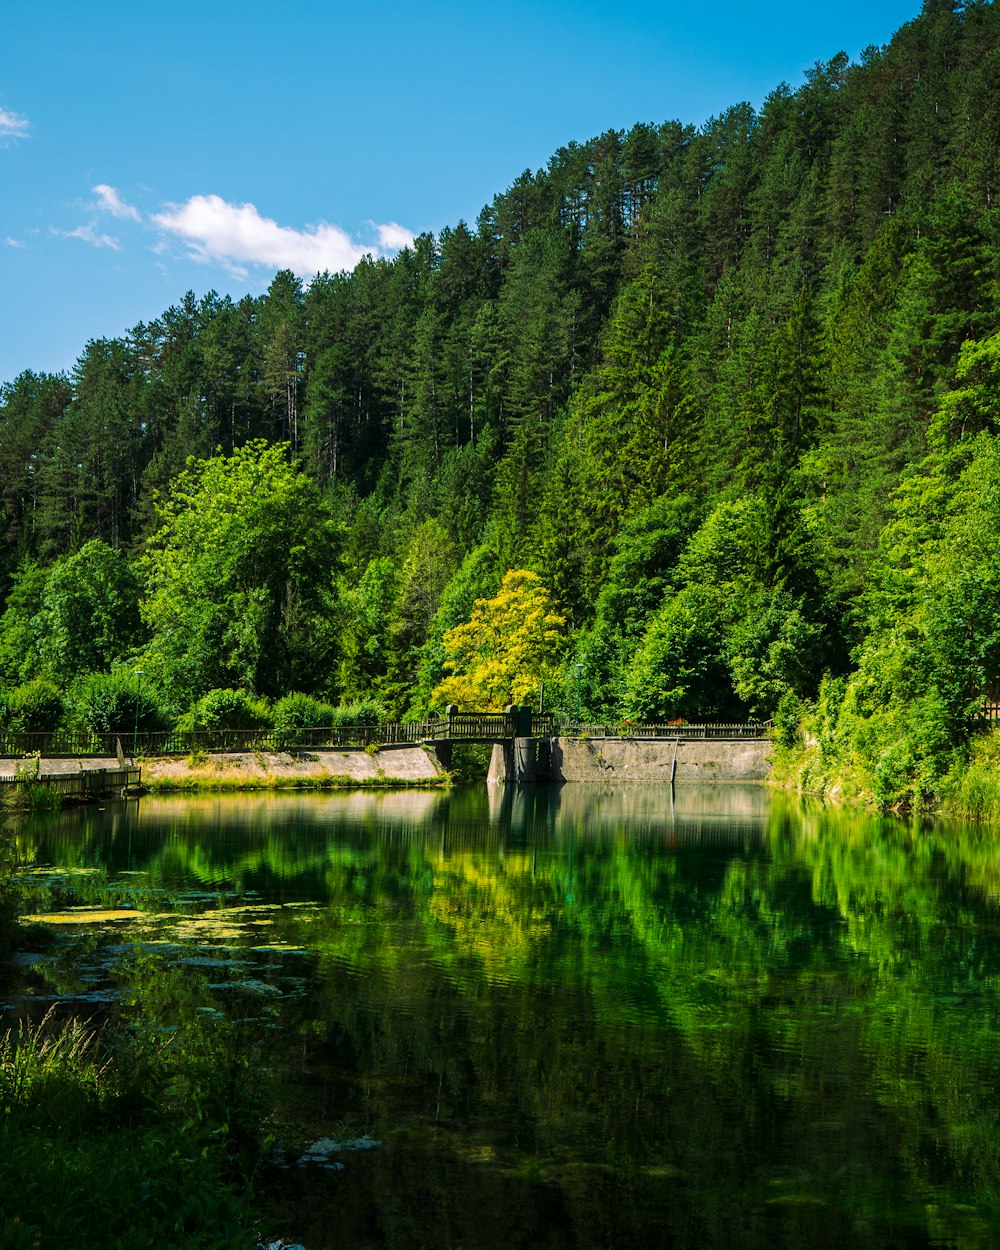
[0,767,141,802]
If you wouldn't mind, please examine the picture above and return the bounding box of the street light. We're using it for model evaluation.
[133,669,144,757]
[575,663,584,727]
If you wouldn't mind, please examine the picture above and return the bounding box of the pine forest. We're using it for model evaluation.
[4,0,1000,812]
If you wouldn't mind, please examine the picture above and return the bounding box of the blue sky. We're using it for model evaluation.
[2,0,921,387]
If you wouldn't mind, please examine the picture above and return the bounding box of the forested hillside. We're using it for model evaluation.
[3,0,1000,808]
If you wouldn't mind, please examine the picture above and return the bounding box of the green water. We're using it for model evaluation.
[7,783,1000,1249]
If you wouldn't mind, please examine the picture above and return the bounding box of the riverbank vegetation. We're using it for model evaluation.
[3,2,1000,813]
[141,748,448,792]
[0,938,272,1248]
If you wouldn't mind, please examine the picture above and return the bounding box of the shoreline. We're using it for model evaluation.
[1,744,452,800]
[141,744,450,792]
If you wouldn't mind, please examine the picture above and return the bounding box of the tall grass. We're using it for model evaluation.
[0,960,273,1249]
[940,731,1000,822]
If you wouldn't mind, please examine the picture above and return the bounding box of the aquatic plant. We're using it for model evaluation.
[0,959,275,1248]
[0,830,18,957]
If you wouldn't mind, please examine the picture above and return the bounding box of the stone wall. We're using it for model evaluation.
[489,736,772,784]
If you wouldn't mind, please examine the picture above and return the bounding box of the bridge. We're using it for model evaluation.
[0,711,770,761]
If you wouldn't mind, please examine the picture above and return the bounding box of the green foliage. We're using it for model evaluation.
[0,958,270,1249]
[3,5,1000,806]
[622,583,737,721]
[330,698,385,726]
[776,424,1000,810]
[410,542,503,716]
[377,517,460,715]
[619,494,830,722]
[0,562,47,684]
[447,743,495,783]
[69,669,166,737]
[178,688,273,733]
[433,569,566,710]
[272,690,337,731]
[772,689,805,749]
[36,540,143,683]
[4,679,64,734]
[573,492,700,719]
[140,440,340,708]
[941,729,1000,821]
[336,556,397,700]
[724,589,826,716]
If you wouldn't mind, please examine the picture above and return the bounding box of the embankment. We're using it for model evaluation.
[142,744,448,789]
[1,745,449,793]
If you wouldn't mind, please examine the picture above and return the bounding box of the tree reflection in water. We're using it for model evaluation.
[9,785,1000,1249]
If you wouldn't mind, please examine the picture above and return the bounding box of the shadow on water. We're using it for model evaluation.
[8,783,1000,1248]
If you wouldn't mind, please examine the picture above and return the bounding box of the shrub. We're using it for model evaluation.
[70,671,167,737]
[330,698,385,727]
[178,688,272,733]
[272,691,337,732]
[5,679,64,734]
[773,690,805,749]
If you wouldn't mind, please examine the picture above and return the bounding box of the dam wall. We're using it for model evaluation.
[488,736,772,785]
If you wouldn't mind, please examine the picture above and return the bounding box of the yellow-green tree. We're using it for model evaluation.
[432,569,565,710]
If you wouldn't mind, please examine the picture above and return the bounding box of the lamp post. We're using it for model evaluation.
[574,663,584,727]
[133,669,144,757]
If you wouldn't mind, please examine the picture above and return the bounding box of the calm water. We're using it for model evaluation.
[7,783,1000,1249]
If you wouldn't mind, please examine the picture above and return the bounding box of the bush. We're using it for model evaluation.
[178,688,272,733]
[272,691,337,732]
[773,690,805,749]
[5,679,64,734]
[330,698,385,727]
[70,671,167,737]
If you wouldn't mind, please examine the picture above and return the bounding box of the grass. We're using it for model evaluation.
[0,781,65,812]
[0,820,278,1247]
[769,719,1000,823]
[940,730,1000,822]
[145,772,448,793]
[0,960,274,1249]
[141,747,450,793]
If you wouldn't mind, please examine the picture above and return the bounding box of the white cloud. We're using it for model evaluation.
[375,221,416,251]
[4,236,26,249]
[93,184,141,222]
[0,106,29,139]
[61,223,121,250]
[152,194,412,277]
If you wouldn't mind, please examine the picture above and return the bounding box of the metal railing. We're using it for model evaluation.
[558,721,772,740]
[0,713,765,759]
[0,724,440,757]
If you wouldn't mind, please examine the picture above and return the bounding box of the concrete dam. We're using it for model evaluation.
[488,733,773,785]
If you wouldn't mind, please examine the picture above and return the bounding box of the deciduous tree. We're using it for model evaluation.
[432,569,565,710]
